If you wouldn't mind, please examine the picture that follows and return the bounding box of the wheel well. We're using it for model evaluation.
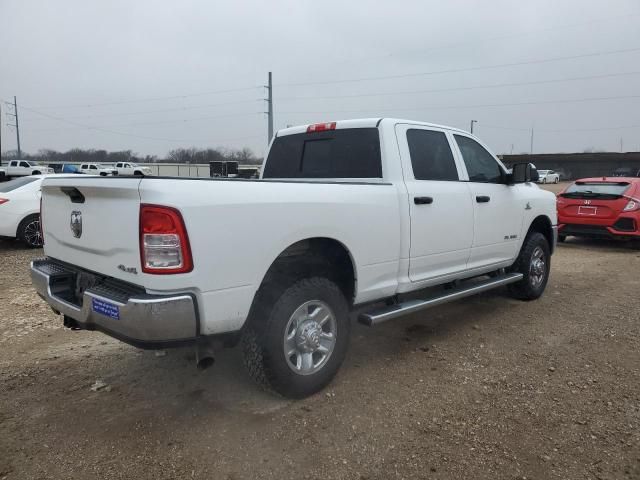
[258,238,356,305]
[527,215,554,253]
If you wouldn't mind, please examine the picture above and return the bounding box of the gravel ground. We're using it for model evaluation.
[1,189,639,479]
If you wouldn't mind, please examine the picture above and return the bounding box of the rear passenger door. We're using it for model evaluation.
[396,125,474,283]
[452,134,524,269]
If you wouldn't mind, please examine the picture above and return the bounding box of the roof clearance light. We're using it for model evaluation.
[307,122,336,133]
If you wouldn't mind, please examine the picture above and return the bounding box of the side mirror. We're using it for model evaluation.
[510,162,538,183]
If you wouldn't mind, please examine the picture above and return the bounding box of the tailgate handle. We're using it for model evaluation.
[61,187,85,204]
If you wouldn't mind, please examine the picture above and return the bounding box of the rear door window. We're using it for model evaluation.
[407,129,459,181]
[263,128,382,179]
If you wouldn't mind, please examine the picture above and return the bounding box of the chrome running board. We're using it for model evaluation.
[358,273,524,326]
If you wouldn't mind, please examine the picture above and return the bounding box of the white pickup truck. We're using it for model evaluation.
[32,118,557,398]
[78,163,118,176]
[114,162,153,176]
[1,160,54,178]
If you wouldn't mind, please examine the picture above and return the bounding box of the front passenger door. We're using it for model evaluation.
[452,134,524,269]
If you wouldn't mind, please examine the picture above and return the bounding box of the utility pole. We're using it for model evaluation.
[266,72,274,143]
[530,127,534,154]
[620,137,623,153]
[5,96,21,158]
[470,119,477,134]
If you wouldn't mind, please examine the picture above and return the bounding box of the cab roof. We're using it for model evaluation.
[275,118,470,137]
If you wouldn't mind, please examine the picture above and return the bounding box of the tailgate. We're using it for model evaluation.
[41,177,142,282]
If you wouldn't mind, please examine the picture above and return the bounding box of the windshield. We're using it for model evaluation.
[0,176,40,192]
[561,182,630,199]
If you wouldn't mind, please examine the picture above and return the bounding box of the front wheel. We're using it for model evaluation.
[242,277,350,398]
[508,232,551,300]
[554,177,559,184]
[17,214,43,248]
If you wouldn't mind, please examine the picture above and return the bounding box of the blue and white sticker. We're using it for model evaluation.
[92,297,120,320]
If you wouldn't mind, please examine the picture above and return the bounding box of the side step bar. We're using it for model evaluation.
[358,273,523,326]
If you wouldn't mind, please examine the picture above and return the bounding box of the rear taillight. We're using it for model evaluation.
[307,122,336,133]
[139,205,193,274]
[0,198,8,205]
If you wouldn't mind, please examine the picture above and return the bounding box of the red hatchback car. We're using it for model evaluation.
[557,177,640,245]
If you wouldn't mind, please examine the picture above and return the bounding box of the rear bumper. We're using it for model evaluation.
[558,221,640,239]
[31,258,199,348]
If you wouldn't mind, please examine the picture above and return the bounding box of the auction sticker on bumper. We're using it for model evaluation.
[92,298,120,320]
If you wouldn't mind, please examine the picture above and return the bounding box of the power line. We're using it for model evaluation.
[278,46,640,87]
[277,71,640,102]
[299,12,640,74]
[279,93,640,115]
[481,123,640,133]
[28,85,262,110]
[18,104,262,143]
[21,98,261,121]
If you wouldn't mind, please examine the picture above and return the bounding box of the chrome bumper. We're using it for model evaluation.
[31,258,198,346]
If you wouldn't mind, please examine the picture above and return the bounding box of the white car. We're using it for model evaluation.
[79,163,117,176]
[537,170,560,184]
[1,160,54,178]
[114,162,153,176]
[0,176,46,247]
[33,118,557,398]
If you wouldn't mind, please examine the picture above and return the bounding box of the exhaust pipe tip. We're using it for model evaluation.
[196,356,215,370]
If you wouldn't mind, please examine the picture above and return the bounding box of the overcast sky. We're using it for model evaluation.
[1,0,639,158]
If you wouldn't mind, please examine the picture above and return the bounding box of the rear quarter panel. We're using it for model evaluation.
[138,178,403,334]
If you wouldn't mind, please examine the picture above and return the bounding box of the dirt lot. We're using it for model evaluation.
[1,187,639,479]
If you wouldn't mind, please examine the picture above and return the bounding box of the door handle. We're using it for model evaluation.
[476,195,491,203]
[414,196,433,205]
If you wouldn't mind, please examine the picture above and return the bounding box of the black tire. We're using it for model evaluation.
[242,277,350,398]
[554,177,559,184]
[32,171,41,175]
[558,235,566,243]
[134,171,144,176]
[508,232,551,301]
[17,214,43,248]
[100,172,107,176]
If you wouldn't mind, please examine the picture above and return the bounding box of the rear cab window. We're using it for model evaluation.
[263,128,382,179]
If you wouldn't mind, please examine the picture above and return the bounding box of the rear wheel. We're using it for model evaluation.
[17,214,43,248]
[32,171,41,175]
[242,277,350,398]
[508,232,551,300]
[558,235,566,243]
[554,177,559,184]
[134,171,144,176]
